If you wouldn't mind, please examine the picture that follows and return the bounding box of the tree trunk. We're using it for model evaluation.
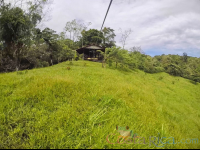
[14,47,20,72]
[82,37,83,48]
[123,40,126,49]
[15,56,20,71]
[72,33,74,42]
[16,66,19,71]
[0,50,2,68]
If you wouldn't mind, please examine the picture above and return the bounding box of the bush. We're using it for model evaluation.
[144,65,156,73]
[127,62,136,70]
[155,67,165,73]
[190,75,200,84]
[166,64,183,76]
[79,54,84,60]
[35,59,43,68]
[34,60,49,68]
[75,57,79,61]
[138,62,145,70]
[107,59,113,67]
[41,61,49,67]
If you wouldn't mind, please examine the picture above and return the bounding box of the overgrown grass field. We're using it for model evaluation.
[0,61,200,149]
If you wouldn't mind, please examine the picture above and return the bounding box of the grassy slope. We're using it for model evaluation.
[0,60,199,149]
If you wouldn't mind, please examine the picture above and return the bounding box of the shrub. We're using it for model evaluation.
[79,54,84,60]
[75,57,79,61]
[191,76,200,84]
[107,59,113,67]
[35,59,43,68]
[158,76,164,80]
[166,63,183,76]
[41,61,49,67]
[155,67,165,73]
[144,65,155,73]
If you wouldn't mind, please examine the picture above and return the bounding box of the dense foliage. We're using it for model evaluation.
[0,1,81,72]
[102,47,200,83]
[0,1,117,72]
[0,1,199,84]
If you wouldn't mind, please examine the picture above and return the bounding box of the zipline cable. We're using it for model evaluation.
[100,0,113,32]
[95,0,113,46]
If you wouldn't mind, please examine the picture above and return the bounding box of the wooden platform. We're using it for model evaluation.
[86,58,100,62]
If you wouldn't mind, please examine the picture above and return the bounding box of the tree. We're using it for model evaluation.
[64,20,75,41]
[42,28,58,45]
[59,32,65,41]
[80,22,92,47]
[0,0,52,71]
[2,0,53,24]
[119,28,132,49]
[143,56,156,73]
[42,28,71,65]
[182,52,188,63]
[97,48,111,68]
[82,29,104,46]
[191,73,200,84]
[106,46,130,68]
[166,63,183,76]
[64,19,91,43]
[130,46,144,54]
[102,27,116,48]
[0,6,34,71]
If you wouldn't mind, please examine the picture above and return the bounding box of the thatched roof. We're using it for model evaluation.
[76,45,105,54]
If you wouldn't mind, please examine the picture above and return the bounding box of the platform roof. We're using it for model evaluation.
[76,45,105,54]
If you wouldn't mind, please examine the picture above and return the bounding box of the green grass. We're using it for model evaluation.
[0,60,200,149]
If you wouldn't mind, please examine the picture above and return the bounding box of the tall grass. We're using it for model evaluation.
[0,61,199,149]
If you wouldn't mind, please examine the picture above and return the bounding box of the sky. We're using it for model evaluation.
[39,0,200,57]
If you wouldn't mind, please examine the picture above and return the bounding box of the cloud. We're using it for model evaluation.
[42,0,200,57]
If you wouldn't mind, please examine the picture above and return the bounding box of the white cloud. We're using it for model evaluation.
[42,0,200,57]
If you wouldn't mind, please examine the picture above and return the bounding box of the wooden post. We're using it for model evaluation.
[83,49,85,60]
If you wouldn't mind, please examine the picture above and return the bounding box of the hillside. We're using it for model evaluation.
[0,60,199,149]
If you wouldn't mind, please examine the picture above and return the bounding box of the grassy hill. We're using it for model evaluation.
[0,60,199,149]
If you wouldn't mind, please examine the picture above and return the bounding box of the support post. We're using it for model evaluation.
[83,49,85,60]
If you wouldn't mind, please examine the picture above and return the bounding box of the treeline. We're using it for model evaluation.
[102,47,200,83]
[0,1,78,72]
[0,1,116,72]
[0,1,199,84]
